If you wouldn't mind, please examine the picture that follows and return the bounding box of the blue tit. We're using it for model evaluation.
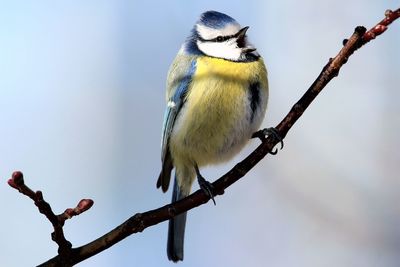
[157,10,268,262]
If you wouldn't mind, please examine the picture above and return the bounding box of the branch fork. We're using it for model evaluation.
[8,171,93,261]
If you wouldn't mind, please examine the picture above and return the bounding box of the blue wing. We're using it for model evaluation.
[157,57,197,192]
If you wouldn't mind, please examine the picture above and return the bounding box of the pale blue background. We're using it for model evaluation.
[1,1,400,266]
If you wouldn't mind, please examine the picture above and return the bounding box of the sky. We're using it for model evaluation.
[1,1,400,266]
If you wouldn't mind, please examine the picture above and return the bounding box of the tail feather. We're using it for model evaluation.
[167,178,188,262]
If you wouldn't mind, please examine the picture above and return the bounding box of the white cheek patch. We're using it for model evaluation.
[197,23,241,40]
[197,40,242,61]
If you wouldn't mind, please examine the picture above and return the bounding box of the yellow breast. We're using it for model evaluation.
[170,56,268,166]
[189,56,268,115]
[195,57,267,84]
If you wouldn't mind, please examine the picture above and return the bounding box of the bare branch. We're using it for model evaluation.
[8,171,93,263]
[362,9,400,43]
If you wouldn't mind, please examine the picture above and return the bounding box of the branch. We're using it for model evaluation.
[7,7,399,267]
[8,171,93,260]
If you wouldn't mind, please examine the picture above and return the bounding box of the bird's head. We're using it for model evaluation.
[188,11,259,61]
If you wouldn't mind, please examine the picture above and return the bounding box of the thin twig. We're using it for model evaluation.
[8,171,93,265]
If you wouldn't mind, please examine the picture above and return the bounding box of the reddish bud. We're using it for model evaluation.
[77,199,94,213]
[385,9,392,17]
[7,178,18,189]
[374,24,387,34]
[12,171,24,186]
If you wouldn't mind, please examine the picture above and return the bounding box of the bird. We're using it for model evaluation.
[157,10,269,262]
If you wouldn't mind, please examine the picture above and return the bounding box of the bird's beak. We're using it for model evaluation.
[236,26,249,48]
[236,26,256,53]
[243,46,257,53]
[236,26,249,40]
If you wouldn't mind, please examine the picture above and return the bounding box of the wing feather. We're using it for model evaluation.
[157,55,197,191]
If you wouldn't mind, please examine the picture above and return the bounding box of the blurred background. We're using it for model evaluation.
[1,1,400,266]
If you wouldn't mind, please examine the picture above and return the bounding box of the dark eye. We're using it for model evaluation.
[216,36,223,42]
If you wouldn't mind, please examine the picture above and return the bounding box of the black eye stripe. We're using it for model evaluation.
[215,35,232,42]
[198,34,235,43]
[198,29,245,43]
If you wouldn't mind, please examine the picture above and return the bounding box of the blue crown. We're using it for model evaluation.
[197,11,238,29]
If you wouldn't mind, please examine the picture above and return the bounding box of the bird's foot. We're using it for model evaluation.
[195,165,216,205]
[252,127,284,155]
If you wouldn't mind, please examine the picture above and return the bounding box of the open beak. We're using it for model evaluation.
[236,26,250,40]
[236,26,256,53]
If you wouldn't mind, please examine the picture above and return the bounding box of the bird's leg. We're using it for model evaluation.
[194,164,216,205]
[252,127,284,155]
